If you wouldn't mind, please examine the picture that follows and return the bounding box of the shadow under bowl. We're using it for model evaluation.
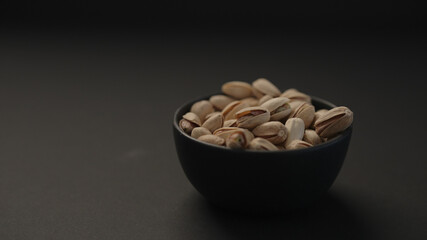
[173,95,352,215]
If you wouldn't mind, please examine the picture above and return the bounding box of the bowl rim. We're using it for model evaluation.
[173,94,352,153]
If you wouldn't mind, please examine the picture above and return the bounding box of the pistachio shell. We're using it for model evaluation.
[286,140,313,150]
[198,135,225,146]
[252,78,281,97]
[191,127,212,139]
[252,87,265,99]
[288,101,315,128]
[258,95,273,105]
[310,109,328,129]
[235,106,270,129]
[248,137,279,151]
[180,112,202,134]
[280,88,311,103]
[182,112,202,126]
[260,97,292,121]
[284,118,305,146]
[202,112,224,132]
[241,97,259,107]
[223,119,237,127]
[179,119,196,134]
[314,106,353,138]
[221,81,253,99]
[209,95,235,110]
[213,127,243,140]
[289,100,305,111]
[190,100,214,123]
[252,121,288,144]
[303,129,322,145]
[221,101,250,121]
[225,129,254,149]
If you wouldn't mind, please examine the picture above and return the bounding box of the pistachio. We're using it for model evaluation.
[252,121,288,144]
[223,119,237,127]
[209,95,235,110]
[198,135,225,146]
[260,97,292,121]
[182,112,202,126]
[286,140,313,150]
[252,78,281,97]
[284,118,305,146]
[303,129,322,145]
[235,107,270,129]
[281,88,311,103]
[314,106,353,138]
[288,101,315,128]
[213,127,243,140]
[221,81,253,99]
[191,127,212,139]
[225,129,254,149]
[258,95,273,105]
[221,100,250,121]
[202,112,224,132]
[311,109,328,128]
[252,87,265,99]
[241,97,259,107]
[190,100,214,123]
[179,119,197,134]
[179,112,201,134]
[248,137,279,151]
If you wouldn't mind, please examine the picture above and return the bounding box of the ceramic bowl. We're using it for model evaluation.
[173,95,352,214]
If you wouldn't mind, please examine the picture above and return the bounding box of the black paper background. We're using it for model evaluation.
[1,1,426,239]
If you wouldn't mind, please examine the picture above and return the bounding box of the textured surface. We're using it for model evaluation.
[0,29,426,239]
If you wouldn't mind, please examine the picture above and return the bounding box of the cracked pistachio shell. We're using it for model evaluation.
[252,78,281,97]
[202,112,224,132]
[209,95,235,110]
[213,127,243,140]
[182,112,202,126]
[311,109,329,129]
[260,97,292,121]
[221,101,250,121]
[190,100,214,123]
[221,81,253,99]
[225,129,254,149]
[288,101,315,128]
[241,97,259,107]
[191,127,212,139]
[303,129,322,145]
[258,95,273,105]
[284,118,305,146]
[223,119,237,127]
[286,140,313,150]
[179,119,197,134]
[179,112,201,134]
[252,121,288,145]
[248,137,279,151]
[280,88,311,103]
[235,107,270,129]
[314,106,353,138]
[198,135,225,146]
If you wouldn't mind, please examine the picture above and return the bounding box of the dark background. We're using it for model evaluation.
[1,1,426,239]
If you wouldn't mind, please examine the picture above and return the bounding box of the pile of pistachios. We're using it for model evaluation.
[179,78,353,151]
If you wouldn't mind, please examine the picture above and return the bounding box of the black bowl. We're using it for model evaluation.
[173,95,352,215]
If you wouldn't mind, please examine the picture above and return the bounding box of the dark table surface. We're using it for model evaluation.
[1,28,426,239]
